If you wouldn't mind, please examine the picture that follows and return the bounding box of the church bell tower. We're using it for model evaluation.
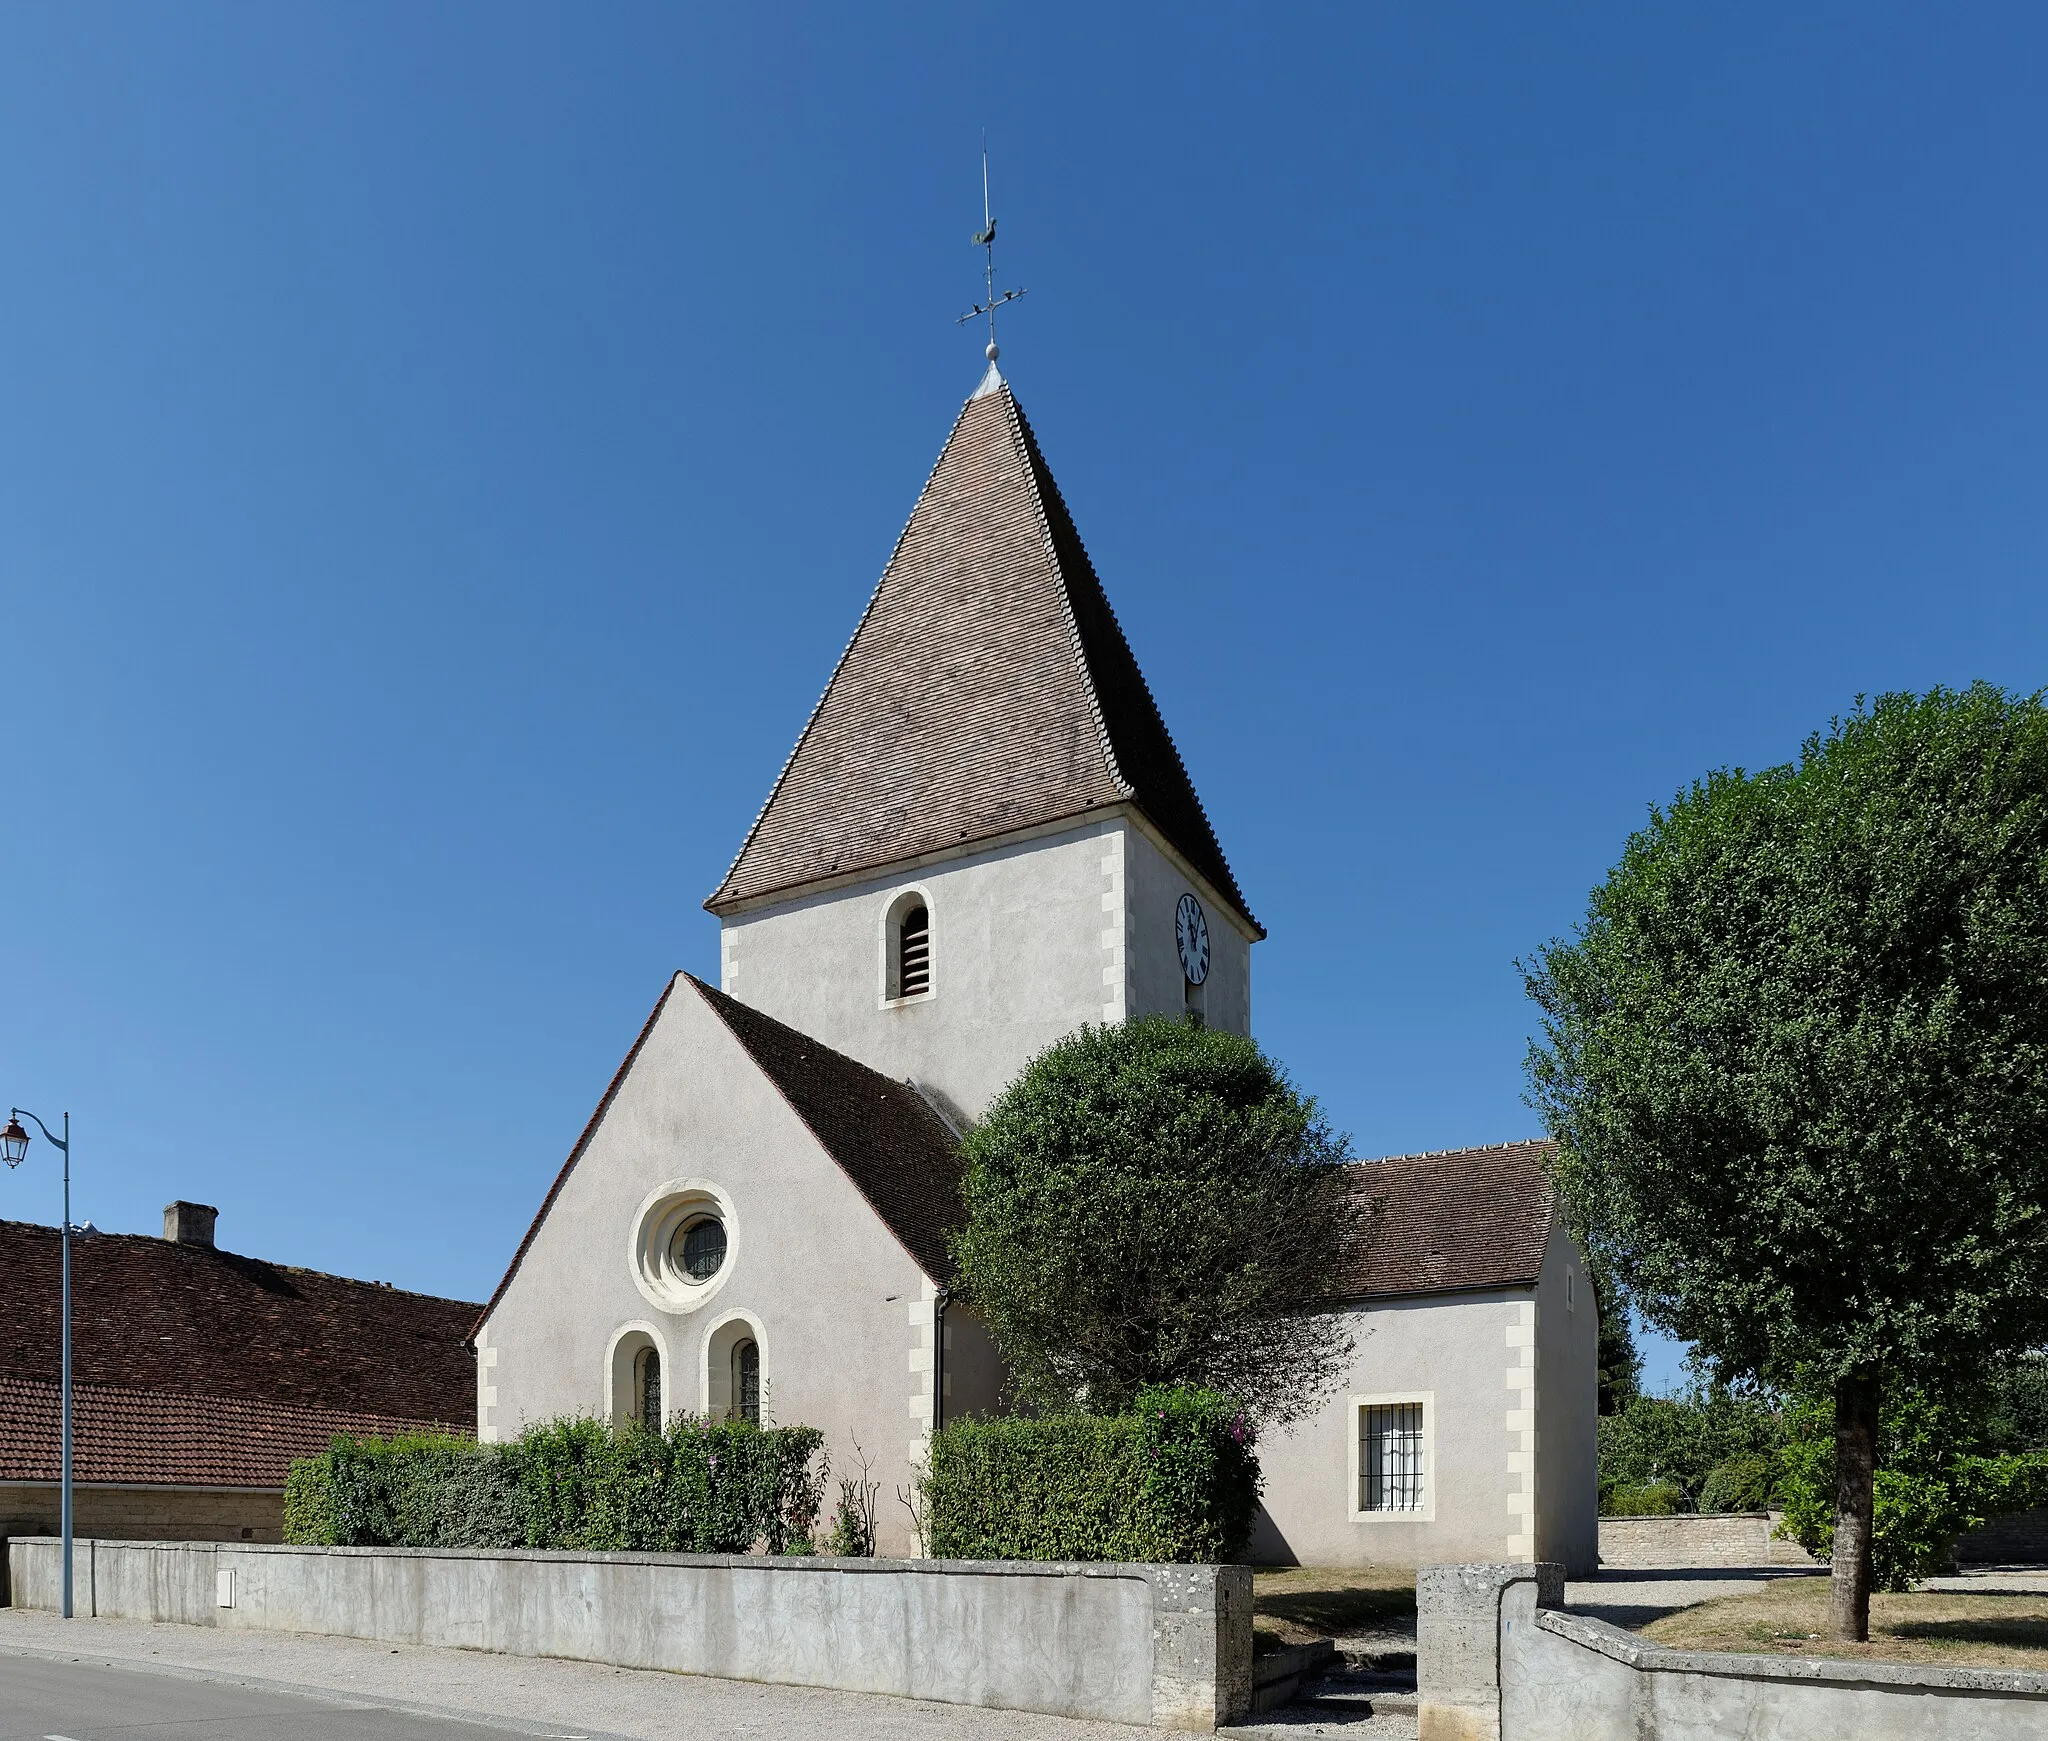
[705,365,1261,1121]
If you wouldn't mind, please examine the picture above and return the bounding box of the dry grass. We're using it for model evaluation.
[1641,1575,2048,1671]
[1252,1565,1416,1652]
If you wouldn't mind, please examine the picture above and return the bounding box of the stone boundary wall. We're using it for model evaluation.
[1958,1505,2048,1566]
[4,1537,1251,1733]
[1420,1563,2048,1741]
[1598,1511,1816,1569]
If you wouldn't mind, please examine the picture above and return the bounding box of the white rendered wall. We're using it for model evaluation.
[1121,825,1252,1036]
[1533,1218,1600,1575]
[476,976,991,1556]
[1248,1291,1524,1569]
[719,812,1255,1121]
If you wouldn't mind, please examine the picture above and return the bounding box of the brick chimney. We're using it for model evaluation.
[163,1201,219,1248]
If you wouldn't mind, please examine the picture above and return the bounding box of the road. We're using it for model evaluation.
[0,1651,583,1741]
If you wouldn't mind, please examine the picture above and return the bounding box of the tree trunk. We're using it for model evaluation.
[1828,1372,1881,1643]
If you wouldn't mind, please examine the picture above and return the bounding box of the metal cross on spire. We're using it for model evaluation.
[957,143,1026,361]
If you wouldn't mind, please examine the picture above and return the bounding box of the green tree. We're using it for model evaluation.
[1597,1385,1781,1509]
[1777,1380,2048,1588]
[1524,685,2048,1641]
[1587,1252,1642,1416]
[952,1017,1361,1424]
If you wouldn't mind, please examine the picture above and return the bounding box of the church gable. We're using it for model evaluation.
[477,974,963,1342]
[707,368,1256,933]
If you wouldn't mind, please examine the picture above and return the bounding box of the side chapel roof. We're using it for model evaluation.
[707,366,1259,934]
[475,974,966,1333]
[1333,1141,1559,1301]
[689,977,965,1280]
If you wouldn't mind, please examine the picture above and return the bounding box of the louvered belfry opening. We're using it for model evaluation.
[898,904,931,997]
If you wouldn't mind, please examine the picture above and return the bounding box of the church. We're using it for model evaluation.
[474,362,1598,1573]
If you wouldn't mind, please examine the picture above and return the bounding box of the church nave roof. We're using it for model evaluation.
[707,367,1258,933]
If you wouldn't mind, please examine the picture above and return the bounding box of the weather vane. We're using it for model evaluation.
[957,142,1026,362]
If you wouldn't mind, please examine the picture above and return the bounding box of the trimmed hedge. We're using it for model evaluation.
[284,1417,824,1555]
[923,1387,1260,1563]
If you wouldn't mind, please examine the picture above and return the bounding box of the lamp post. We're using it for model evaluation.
[4,1108,74,1619]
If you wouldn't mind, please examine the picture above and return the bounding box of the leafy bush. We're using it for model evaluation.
[1698,1452,1777,1514]
[1600,1480,1684,1517]
[1776,1385,2048,1589]
[923,1387,1261,1562]
[284,1417,824,1555]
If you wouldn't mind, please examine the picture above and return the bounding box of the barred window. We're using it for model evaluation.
[636,1346,662,1426]
[898,905,930,997]
[1360,1402,1425,1512]
[733,1338,761,1425]
[676,1215,727,1281]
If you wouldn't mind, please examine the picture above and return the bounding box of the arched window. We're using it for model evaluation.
[733,1338,761,1425]
[898,905,930,997]
[885,890,933,1001]
[636,1345,662,1425]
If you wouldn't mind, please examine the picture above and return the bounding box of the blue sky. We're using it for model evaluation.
[4,6,2045,1394]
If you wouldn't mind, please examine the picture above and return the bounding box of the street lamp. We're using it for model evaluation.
[6,1108,75,1620]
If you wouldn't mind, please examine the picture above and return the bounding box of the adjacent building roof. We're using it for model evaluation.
[690,975,965,1280]
[0,1218,479,1427]
[1333,1141,1559,1301]
[0,1375,454,1489]
[707,366,1258,933]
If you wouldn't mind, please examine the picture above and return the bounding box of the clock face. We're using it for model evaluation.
[1176,893,1211,987]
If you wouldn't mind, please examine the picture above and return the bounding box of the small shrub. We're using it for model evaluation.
[823,1440,880,1557]
[1699,1452,1777,1514]
[923,1386,1260,1562]
[1601,1480,1684,1517]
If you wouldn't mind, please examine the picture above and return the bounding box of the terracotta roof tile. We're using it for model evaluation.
[0,1219,479,1426]
[1335,1141,1558,1300]
[689,977,965,1280]
[0,1375,460,1488]
[707,370,1257,933]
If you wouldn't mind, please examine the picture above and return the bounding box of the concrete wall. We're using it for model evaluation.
[1531,1221,1599,1574]
[6,1537,1254,1732]
[1598,1511,1817,1570]
[1509,1588,2048,1740]
[1421,1563,2048,1741]
[720,812,1255,1123]
[478,976,999,1555]
[0,1484,284,1544]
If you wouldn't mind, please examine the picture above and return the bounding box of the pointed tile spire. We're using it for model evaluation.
[707,374,1259,934]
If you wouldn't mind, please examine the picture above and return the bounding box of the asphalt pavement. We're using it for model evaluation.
[0,1650,587,1741]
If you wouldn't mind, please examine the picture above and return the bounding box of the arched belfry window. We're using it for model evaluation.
[884,890,933,1001]
[900,906,930,996]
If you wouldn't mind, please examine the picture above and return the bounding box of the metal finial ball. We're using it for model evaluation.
[986,342,1000,362]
